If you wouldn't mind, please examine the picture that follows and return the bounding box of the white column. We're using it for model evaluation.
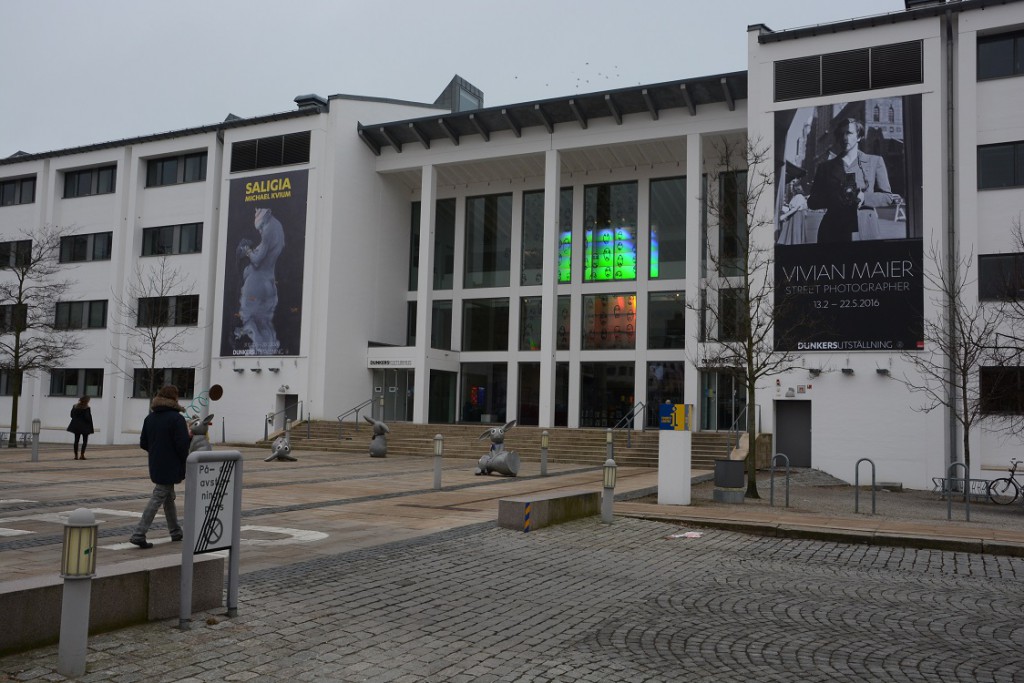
[538,149,561,428]
[684,134,703,428]
[412,165,437,424]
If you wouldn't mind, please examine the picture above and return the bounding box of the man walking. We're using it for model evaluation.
[130,384,190,549]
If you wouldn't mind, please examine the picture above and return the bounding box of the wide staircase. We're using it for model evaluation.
[260,420,735,470]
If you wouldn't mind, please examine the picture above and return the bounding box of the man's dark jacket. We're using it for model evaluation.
[140,396,190,485]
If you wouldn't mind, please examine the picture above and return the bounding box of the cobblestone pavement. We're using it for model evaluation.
[5,516,1024,682]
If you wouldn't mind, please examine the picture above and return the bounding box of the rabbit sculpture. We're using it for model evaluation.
[364,416,390,457]
[475,419,520,477]
[188,414,214,454]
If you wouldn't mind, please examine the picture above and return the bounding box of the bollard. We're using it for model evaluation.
[540,430,549,477]
[57,508,99,678]
[31,418,40,463]
[601,457,617,524]
[606,428,614,462]
[433,434,443,490]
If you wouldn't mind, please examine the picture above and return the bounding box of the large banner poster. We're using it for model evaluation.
[774,96,923,352]
[220,170,307,357]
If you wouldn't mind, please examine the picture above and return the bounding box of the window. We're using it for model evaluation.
[55,300,107,330]
[406,301,416,346]
[462,298,509,351]
[49,368,103,397]
[648,291,685,349]
[520,297,541,351]
[464,193,512,289]
[230,131,311,172]
[584,182,637,282]
[137,295,199,326]
[0,370,22,396]
[460,362,507,423]
[146,152,207,187]
[0,239,31,268]
[521,188,573,285]
[132,368,195,399]
[650,177,686,279]
[431,300,452,350]
[434,199,456,290]
[978,30,1024,80]
[63,165,116,198]
[981,367,1024,414]
[978,142,1024,190]
[718,288,746,342]
[0,176,35,206]
[59,232,112,263]
[142,223,202,255]
[582,293,636,350]
[557,295,570,351]
[0,303,27,333]
[979,253,1024,301]
[719,171,748,276]
[409,202,420,291]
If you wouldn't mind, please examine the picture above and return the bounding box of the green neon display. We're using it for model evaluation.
[584,226,637,281]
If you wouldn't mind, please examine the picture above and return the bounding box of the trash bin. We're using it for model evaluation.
[714,459,745,488]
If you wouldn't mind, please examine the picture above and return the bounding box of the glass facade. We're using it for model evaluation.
[519,297,541,351]
[462,298,509,351]
[464,193,512,288]
[521,188,573,285]
[580,362,635,428]
[583,182,637,282]
[582,293,636,350]
[649,176,686,279]
[431,300,452,350]
[434,199,456,290]
[646,362,685,427]
[461,363,507,423]
[648,291,685,349]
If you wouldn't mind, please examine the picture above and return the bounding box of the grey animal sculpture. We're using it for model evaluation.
[364,415,390,457]
[475,419,520,477]
[188,414,214,453]
[265,435,297,462]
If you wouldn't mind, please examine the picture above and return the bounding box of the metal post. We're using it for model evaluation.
[31,417,40,463]
[540,430,549,477]
[57,509,98,678]
[433,434,443,490]
[601,457,617,524]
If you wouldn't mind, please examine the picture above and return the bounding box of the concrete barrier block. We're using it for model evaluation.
[499,490,600,531]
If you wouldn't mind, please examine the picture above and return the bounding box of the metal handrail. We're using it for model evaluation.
[337,398,374,439]
[264,401,305,441]
[728,403,762,452]
[612,401,646,448]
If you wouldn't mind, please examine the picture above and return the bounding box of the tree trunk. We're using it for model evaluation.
[8,368,21,448]
[745,385,759,499]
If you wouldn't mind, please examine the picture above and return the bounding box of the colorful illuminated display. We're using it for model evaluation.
[558,231,572,283]
[584,227,637,281]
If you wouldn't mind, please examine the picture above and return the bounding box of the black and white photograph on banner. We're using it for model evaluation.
[220,169,308,357]
[774,96,924,352]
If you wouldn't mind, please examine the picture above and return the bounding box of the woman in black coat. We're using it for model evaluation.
[67,396,94,460]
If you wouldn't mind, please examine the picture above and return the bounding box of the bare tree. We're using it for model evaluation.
[897,243,1001,479]
[691,136,804,498]
[0,224,83,446]
[109,256,196,399]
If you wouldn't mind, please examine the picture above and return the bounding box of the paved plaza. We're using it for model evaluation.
[2,446,1024,681]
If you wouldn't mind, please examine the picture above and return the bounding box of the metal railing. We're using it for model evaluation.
[264,401,305,441]
[727,403,761,453]
[337,398,374,439]
[612,401,646,447]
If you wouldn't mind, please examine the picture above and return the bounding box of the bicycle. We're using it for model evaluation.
[987,458,1023,505]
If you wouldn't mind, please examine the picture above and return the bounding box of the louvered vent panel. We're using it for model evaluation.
[230,140,257,173]
[774,56,821,101]
[255,136,283,169]
[282,131,311,165]
[821,49,871,95]
[871,41,923,89]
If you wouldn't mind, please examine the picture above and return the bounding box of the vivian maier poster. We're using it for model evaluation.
[220,169,307,357]
[774,95,923,352]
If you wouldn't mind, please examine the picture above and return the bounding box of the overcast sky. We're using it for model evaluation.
[1,0,904,158]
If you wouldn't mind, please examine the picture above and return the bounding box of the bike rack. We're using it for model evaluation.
[770,453,791,508]
[854,458,876,514]
[945,462,970,522]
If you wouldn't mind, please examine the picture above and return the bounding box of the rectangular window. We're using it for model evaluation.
[464,193,512,289]
[137,295,199,326]
[230,131,310,173]
[406,301,416,346]
[0,239,31,268]
[582,293,636,350]
[718,288,746,342]
[63,165,116,198]
[981,367,1024,414]
[146,152,207,187]
[0,370,22,396]
[584,182,637,282]
[59,232,113,263]
[434,198,456,290]
[978,141,1024,189]
[649,176,686,279]
[132,368,195,399]
[0,303,27,333]
[519,297,542,351]
[431,300,452,350]
[0,176,36,206]
[54,300,107,330]
[521,188,574,286]
[409,202,420,291]
[49,368,103,397]
[648,291,685,349]
[460,362,507,423]
[978,30,1024,80]
[719,171,748,276]
[979,253,1024,301]
[557,295,570,351]
[462,298,509,351]
[141,223,203,255]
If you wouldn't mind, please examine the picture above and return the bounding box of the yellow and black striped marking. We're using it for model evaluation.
[524,502,532,532]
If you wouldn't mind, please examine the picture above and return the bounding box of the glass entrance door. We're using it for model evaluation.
[700,371,746,431]
[371,369,413,422]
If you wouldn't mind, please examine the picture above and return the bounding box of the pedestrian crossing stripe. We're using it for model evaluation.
[524,502,531,532]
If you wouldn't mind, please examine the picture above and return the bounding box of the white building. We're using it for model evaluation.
[0,0,1021,490]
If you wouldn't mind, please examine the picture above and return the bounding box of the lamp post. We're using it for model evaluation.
[605,428,614,462]
[31,417,40,463]
[540,430,549,477]
[433,434,443,490]
[601,458,617,524]
[58,508,99,678]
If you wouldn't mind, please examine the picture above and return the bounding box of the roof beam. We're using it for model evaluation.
[534,104,554,134]
[679,84,696,116]
[605,94,622,125]
[501,108,521,138]
[469,113,490,141]
[408,123,430,149]
[437,118,459,145]
[641,89,659,121]
[356,126,380,156]
[721,77,735,111]
[568,99,588,129]
[378,126,402,152]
